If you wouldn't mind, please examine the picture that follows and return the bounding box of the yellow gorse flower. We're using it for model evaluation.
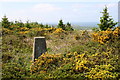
[92,27,120,44]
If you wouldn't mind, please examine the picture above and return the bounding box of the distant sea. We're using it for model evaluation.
[72,22,99,30]
[72,22,98,27]
[48,22,99,30]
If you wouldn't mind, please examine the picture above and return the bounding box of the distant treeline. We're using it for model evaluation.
[1,15,74,31]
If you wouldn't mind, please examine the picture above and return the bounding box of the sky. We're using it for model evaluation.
[0,0,119,24]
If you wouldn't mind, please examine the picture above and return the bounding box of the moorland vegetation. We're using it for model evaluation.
[1,6,120,80]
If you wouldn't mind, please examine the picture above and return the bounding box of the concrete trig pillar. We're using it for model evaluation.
[32,37,47,61]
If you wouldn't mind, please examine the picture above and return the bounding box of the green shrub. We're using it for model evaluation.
[2,61,30,78]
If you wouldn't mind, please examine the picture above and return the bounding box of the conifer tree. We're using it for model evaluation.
[98,6,117,31]
[57,19,65,30]
[14,20,24,27]
[66,22,71,27]
[25,21,31,28]
[2,15,10,28]
[65,22,74,31]
[39,23,44,28]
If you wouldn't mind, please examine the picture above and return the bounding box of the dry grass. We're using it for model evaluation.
[46,30,92,54]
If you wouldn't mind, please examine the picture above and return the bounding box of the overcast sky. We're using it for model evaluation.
[0,0,119,23]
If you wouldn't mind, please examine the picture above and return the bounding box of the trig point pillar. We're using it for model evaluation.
[32,37,47,61]
[118,1,120,26]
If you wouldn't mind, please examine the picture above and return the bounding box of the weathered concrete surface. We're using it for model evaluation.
[32,37,47,61]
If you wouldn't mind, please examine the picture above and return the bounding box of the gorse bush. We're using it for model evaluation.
[86,64,118,79]
[92,27,120,44]
[30,48,120,79]
[2,61,30,78]
[2,26,65,37]
[30,53,62,74]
